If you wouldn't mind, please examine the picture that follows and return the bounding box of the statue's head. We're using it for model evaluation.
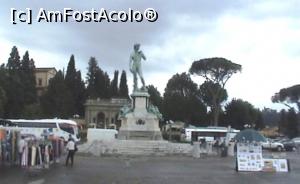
[133,43,140,51]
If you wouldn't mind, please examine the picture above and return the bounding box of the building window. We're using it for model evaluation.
[38,78,42,86]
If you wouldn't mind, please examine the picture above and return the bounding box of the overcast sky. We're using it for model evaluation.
[1,0,300,110]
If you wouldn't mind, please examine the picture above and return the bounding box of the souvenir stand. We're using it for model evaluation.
[236,141,289,172]
[0,128,20,165]
[0,127,65,169]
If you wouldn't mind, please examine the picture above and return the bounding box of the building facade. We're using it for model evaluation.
[85,98,130,129]
[35,67,57,96]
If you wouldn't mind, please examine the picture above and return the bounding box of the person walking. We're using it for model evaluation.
[18,136,26,166]
[65,137,76,166]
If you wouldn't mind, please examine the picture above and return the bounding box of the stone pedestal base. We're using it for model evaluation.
[118,130,162,140]
[118,90,163,140]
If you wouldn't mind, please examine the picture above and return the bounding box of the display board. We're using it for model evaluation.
[262,159,289,172]
[237,142,263,171]
[237,142,289,172]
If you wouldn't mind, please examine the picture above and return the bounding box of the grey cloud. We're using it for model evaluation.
[1,0,295,79]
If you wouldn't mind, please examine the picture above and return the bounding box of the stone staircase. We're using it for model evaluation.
[113,140,169,155]
[79,140,194,156]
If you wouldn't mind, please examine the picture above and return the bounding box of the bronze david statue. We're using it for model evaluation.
[129,43,146,91]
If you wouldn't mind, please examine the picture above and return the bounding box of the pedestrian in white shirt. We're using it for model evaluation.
[18,136,26,165]
[65,136,76,166]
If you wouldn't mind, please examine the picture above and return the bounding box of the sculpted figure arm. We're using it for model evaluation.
[129,54,134,73]
[140,51,146,61]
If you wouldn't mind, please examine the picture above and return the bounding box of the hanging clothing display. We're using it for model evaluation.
[0,127,65,169]
[0,129,20,165]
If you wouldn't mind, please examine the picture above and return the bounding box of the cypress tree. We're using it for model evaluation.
[7,46,21,72]
[110,70,119,97]
[119,70,129,98]
[65,55,77,116]
[5,46,24,118]
[94,67,105,98]
[41,71,72,118]
[0,65,6,116]
[0,87,6,117]
[65,55,76,88]
[103,72,111,98]
[86,57,99,98]
[86,57,112,99]
[75,71,86,116]
[65,55,86,116]
[286,109,299,138]
[20,51,37,105]
[0,64,8,92]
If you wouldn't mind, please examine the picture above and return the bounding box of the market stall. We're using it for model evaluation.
[235,129,290,172]
[0,127,65,169]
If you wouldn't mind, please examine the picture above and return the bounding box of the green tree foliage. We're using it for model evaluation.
[22,103,43,119]
[0,65,8,117]
[0,64,7,83]
[254,112,265,130]
[65,55,86,116]
[278,110,287,134]
[189,57,242,126]
[119,70,129,98]
[86,57,111,99]
[0,87,7,117]
[272,84,300,111]
[86,57,99,98]
[74,71,86,116]
[7,46,21,72]
[147,85,163,111]
[5,46,24,118]
[0,47,38,118]
[0,64,8,89]
[224,99,264,130]
[200,81,228,106]
[261,108,280,127]
[162,73,207,126]
[65,55,76,115]
[199,81,227,125]
[41,71,72,118]
[278,109,299,138]
[20,51,37,104]
[285,109,298,138]
[65,55,77,87]
[110,70,119,97]
[102,72,111,98]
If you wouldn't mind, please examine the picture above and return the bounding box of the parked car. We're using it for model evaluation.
[261,138,285,151]
[292,137,300,145]
[280,139,296,151]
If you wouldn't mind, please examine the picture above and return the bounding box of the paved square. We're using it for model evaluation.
[1,153,299,184]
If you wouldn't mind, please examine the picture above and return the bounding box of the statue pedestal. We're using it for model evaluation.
[118,90,162,140]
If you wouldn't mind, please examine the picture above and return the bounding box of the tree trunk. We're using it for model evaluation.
[212,105,220,126]
[208,84,223,127]
[211,94,220,126]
